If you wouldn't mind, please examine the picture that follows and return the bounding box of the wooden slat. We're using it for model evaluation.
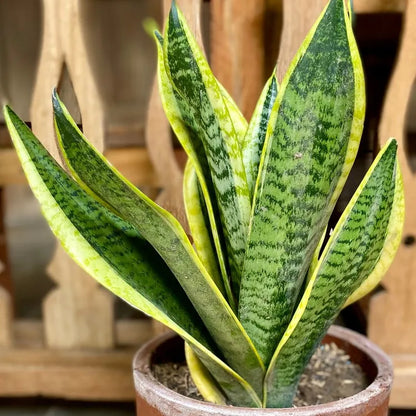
[354,0,406,13]
[0,347,136,401]
[369,0,416,355]
[390,355,416,409]
[210,0,266,118]
[0,287,12,347]
[0,318,153,401]
[12,318,153,349]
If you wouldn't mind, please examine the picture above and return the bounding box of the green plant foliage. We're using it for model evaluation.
[5,0,404,409]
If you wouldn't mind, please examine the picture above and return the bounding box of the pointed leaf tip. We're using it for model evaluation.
[170,0,180,25]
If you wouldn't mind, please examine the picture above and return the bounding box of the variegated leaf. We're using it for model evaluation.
[183,159,225,297]
[185,343,227,405]
[4,104,262,407]
[264,139,403,408]
[164,3,251,296]
[238,0,365,365]
[242,73,278,199]
[52,93,265,399]
[155,31,233,306]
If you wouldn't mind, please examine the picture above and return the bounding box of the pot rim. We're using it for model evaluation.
[133,325,393,415]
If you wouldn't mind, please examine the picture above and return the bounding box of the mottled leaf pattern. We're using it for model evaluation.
[238,0,365,365]
[155,32,233,306]
[242,73,278,199]
[52,93,265,398]
[264,140,401,407]
[6,0,405,408]
[164,4,251,295]
[4,105,264,407]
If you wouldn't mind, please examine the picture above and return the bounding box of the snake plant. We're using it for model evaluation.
[4,0,404,408]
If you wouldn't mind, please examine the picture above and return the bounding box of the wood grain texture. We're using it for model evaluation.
[369,0,416,355]
[210,0,266,118]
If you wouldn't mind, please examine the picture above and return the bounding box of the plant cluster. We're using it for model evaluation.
[4,0,404,408]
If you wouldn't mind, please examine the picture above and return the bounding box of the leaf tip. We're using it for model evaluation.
[154,30,164,45]
[143,18,159,38]
[169,0,180,26]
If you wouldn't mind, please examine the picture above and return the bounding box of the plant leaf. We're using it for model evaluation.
[52,93,265,399]
[238,0,365,365]
[216,80,248,145]
[307,225,327,283]
[343,143,404,307]
[264,139,403,408]
[164,3,251,296]
[183,159,224,296]
[154,31,233,307]
[242,73,278,199]
[5,104,262,408]
[185,342,227,405]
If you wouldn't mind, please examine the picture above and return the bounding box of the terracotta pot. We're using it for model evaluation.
[133,325,393,416]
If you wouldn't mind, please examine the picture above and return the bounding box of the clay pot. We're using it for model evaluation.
[133,325,393,416]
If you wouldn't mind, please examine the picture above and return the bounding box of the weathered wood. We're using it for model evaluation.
[210,0,266,118]
[30,0,113,349]
[370,0,416,355]
[0,318,152,400]
[43,249,114,349]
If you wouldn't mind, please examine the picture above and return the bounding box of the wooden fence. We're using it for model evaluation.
[0,0,414,408]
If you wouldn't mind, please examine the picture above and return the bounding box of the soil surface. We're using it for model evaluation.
[152,342,369,407]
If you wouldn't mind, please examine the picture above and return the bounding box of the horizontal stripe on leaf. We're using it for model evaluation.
[5,105,262,408]
[51,94,265,400]
[165,3,251,297]
[238,0,365,366]
[242,73,278,199]
[155,31,233,307]
[264,139,401,408]
[4,105,217,350]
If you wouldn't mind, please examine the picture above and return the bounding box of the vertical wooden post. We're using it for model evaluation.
[0,190,12,347]
[370,0,416,354]
[30,0,114,349]
[210,0,266,119]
